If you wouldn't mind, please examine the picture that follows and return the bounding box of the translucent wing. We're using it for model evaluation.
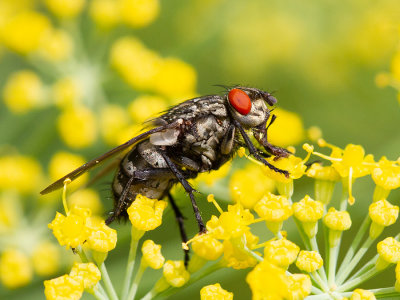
[40,123,178,195]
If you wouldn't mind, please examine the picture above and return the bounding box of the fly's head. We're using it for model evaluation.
[226,86,276,128]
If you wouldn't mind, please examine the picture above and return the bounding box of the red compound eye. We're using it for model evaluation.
[228,88,252,115]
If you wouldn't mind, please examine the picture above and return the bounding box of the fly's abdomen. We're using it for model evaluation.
[111,140,175,220]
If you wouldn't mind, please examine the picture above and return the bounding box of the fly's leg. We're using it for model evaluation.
[233,120,289,177]
[106,176,135,225]
[159,150,207,234]
[167,193,190,266]
[253,114,291,158]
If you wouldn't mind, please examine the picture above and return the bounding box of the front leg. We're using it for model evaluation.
[233,120,289,177]
[253,114,291,158]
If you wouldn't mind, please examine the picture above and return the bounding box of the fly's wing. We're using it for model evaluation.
[40,124,179,195]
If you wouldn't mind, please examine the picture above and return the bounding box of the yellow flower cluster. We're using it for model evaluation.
[111,36,197,99]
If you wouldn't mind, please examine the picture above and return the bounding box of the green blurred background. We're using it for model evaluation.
[1,0,400,299]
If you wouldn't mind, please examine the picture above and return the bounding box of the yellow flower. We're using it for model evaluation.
[48,207,91,249]
[153,58,197,99]
[293,195,323,237]
[206,203,254,240]
[286,274,312,300]
[89,0,120,29]
[68,189,103,216]
[369,199,399,239]
[246,259,288,300]
[52,77,82,109]
[128,95,168,123]
[49,151,88,192]
[372,156,400,191]
[323,208,351,231]
[69,262,101,290]
[32,241,60,276]
[264,154,308,183]
[376,237,400,265]
[197,161,232,188]
[163,260,190,287]
[2,70,45,113]
[191,234,223,261]
[100,104,130,146]
[85,217,117,253]
[0,249,33,288]
[120,0,160,28]
[323,207,351,246]
[306,163,340,182]
[254,192,292,234]
[44,274,83,300]
[396,262,400,292]
[38,28,73,61]
[57,106,98,148]
[295,250,323,273]
[127,194,167,232]
[267,108,305,147]
[45,0,85,19]
[0,192,20,232]
[222,232,259,270]
[350,289,376,300]
[229,163,275,209]
[264,238,300,269]
[142,240,165,269]
[331,144,374,178]
[110,36,162,90]
[200,283,233,300]
[0,154,43,194]
[1,11,51,54]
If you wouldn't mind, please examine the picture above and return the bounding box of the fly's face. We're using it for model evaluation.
[226,87,276,128]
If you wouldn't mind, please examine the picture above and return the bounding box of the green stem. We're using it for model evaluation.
[100,263,119,300]
[311,271,329,292]
[127,262,146,300]
[336,236,374,285]
[121,238,139,300]
[336,266,382,292]
[336,216,371,279]
[93,286,111,300]
[328,245,339,287]
[154,261,224,299]
[294,218,312,250]
[310,236,328,283]
[305,294,333,300]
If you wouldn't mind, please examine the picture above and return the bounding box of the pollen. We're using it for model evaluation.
[119,0,160,28]
[293,195,324,223]
[264,238,300,269]
[323,207,352,231]
[191,234,223,261]
[200,283,233,300]
[350,288,376,300]
[69,262,101,291]
[286,274,312,300]
[372,156,400,191]
[44,274,83,300]
[296,250,323,273]
[246,259,289,300]
[85,217,117,253]
[48,207,91,249]
[377,237,400,265]
[369,199,399,226]
[142,240,165,270]
[163,260,190,287]
[127,194,168,232]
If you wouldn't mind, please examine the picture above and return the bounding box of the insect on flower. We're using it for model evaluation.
[41,86,290,262]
